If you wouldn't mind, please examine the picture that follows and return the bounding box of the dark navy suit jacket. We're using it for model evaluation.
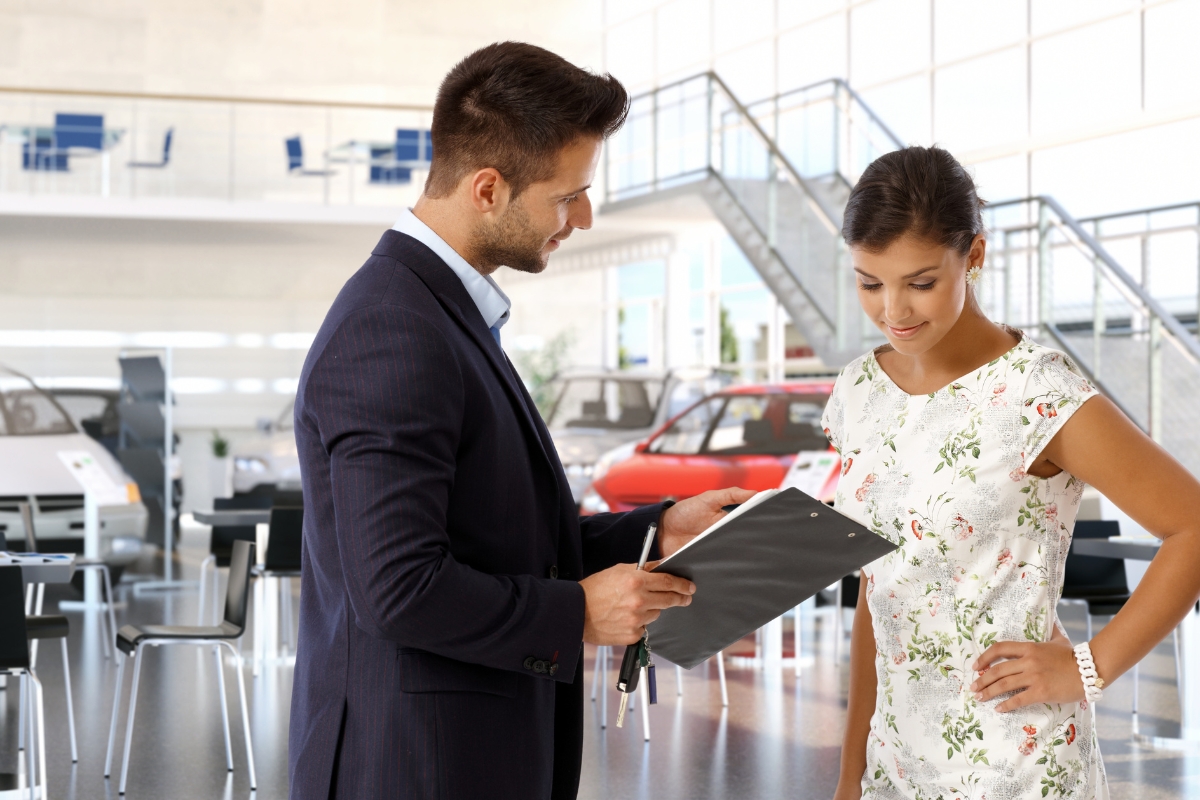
[288,231,662,800]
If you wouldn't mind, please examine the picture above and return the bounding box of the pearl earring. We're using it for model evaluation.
[966,265,982,287]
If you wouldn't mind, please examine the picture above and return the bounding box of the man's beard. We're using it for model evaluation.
[470,199,557,275]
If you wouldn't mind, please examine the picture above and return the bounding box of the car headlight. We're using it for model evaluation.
[580,487,610,514]
[234,457,269,474]
[564,463,595,480]
[592,441,637,484]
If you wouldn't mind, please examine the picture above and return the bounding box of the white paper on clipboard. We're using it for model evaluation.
[779,450,840,500]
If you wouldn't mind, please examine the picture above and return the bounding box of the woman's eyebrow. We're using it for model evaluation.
[902,265,940,279]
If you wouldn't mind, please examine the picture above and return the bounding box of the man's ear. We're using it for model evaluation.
[467,168,510,216]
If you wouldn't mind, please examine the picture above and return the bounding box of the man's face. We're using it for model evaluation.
[471,136,601,274]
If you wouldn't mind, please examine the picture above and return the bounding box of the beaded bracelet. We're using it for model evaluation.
[1072,641,1105,703]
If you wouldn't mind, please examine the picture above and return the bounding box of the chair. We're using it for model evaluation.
[128,128,173,168]
[105,540,257,794]
[54,113,104,150]
[250,506,303,676]
[4,518,79,764]
[21,131,68,172]
[285,136,336,176]
[198,494,274,625]
[18,501,118,662]
[394,128,432,162]
[1,564,43,799]
[1062,520,1130,639]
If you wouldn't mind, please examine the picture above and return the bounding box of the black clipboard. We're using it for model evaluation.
[647,487,898,669]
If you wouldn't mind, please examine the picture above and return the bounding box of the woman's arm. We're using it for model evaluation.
[834,576,876,799]
[973,395,1200,710]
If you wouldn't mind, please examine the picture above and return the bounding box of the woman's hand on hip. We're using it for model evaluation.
[971,638,1085,712]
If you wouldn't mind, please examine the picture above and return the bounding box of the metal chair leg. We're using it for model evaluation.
[590,645,603,701]
[29,672,47,797]
[61,638,78,762]
[118,646,146,794]
[717,650,729,707]
[281,577,293,655]
[224,641,257,789]
[676,664,683,697]
[214,645,234,771]
[794,603,803,677]
[100,564,117,661]
[197,555,215,625]
[104,653,126,777]
[23,674,35,800]
[599,646,608,729]
[252,577,263,677]
[18,672,25,751]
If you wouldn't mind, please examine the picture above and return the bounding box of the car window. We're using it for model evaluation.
[705,394,831,455]
[648,398,723,454]
[54,395,109,428]
[549,378,662,430]
[1,389,76,435]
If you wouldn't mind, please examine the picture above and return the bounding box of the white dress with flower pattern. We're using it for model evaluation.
[822,335,1109,800]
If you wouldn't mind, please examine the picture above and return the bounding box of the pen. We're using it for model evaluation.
[616,521,658,727]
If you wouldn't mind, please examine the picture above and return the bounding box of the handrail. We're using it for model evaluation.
[1077,199,1200,225]
[623,72,842,233]
[987,195,1200,364]
[741,77,906,151]
[0,84,433,113]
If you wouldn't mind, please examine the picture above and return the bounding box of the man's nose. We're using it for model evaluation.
[569,192,593,231]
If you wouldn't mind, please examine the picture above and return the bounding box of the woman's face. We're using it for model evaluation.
[850,233,985,357]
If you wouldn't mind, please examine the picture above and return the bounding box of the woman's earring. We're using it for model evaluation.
[966,265,982,287]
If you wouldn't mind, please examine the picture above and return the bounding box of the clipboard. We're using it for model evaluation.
[647,487,897,669]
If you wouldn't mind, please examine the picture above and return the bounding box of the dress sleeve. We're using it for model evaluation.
[1019,350,1098,471]
[821,366,848,456]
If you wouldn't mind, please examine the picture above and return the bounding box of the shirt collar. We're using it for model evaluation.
[392,208,511,330]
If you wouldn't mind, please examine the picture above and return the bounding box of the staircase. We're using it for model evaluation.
[601,72,1200,477]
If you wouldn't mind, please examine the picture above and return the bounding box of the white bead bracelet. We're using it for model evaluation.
[1073,641,1105,703]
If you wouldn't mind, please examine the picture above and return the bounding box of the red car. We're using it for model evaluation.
[584,381,839,514]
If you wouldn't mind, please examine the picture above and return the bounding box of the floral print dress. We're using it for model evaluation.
[822,334,1109,800]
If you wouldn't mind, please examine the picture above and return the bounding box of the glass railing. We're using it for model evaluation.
[982,197,1200,474]
[605,73,877,363]
[0,87,432,207]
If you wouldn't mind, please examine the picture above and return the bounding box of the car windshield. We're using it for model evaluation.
[53,394,111,428]
[0,371,77,436]
[547,378,663,430]
[648,393,830,456]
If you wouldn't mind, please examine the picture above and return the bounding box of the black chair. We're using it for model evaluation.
[6,515,79,763]
[1,564,40,798]
[198,494,273,624]
[250,506,303,675]
[1062,520,1129,638]
[105,540,257,795]
[127,127,173,168]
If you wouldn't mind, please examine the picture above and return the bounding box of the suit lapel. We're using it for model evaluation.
[374,232,560,495]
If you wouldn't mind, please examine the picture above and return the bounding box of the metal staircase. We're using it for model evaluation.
[602,72,1200,477]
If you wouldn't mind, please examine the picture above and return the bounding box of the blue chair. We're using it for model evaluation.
[128,128,173,168]
[285,136,336,176]
[54,113,103,150]
[394,129,432,162]
[22,131,68,172]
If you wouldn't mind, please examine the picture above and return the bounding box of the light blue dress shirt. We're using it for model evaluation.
[392,208,511,343]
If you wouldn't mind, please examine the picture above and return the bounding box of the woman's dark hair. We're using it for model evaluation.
[425,42,629,199]
[842,145,985,255]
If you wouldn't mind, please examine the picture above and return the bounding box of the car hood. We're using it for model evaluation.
[549,428,644,466]
[0,433,133,494]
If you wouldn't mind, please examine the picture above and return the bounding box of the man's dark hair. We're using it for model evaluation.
[842,145,985,255]
[425,41,629,199]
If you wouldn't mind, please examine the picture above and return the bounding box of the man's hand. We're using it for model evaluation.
[658,487,757,558]
[580,562,695,646]
[970,637,1084,712]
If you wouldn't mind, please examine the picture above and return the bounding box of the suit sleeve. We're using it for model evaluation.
[307,304,585,682]
[578,505,665,577]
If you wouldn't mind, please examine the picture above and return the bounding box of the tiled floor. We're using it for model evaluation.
[2,519,1197,799]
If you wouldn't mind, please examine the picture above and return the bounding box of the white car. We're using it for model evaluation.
[232,400,302,495]
[0,367,148,567]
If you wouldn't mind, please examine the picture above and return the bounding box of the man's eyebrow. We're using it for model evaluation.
[558,183,590,197]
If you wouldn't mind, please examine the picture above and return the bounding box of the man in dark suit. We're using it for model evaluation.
[288,41,752,800]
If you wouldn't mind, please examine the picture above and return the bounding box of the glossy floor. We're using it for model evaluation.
[0,522,1196,799]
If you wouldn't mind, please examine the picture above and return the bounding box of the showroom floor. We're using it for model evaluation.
[1,519,1197,800]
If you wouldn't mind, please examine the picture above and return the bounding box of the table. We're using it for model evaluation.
[193,510,271,527]
[0,123,126,196]
[1074,536,1199,750]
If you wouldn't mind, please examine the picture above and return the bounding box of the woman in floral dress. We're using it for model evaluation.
[827,146,1200,800]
